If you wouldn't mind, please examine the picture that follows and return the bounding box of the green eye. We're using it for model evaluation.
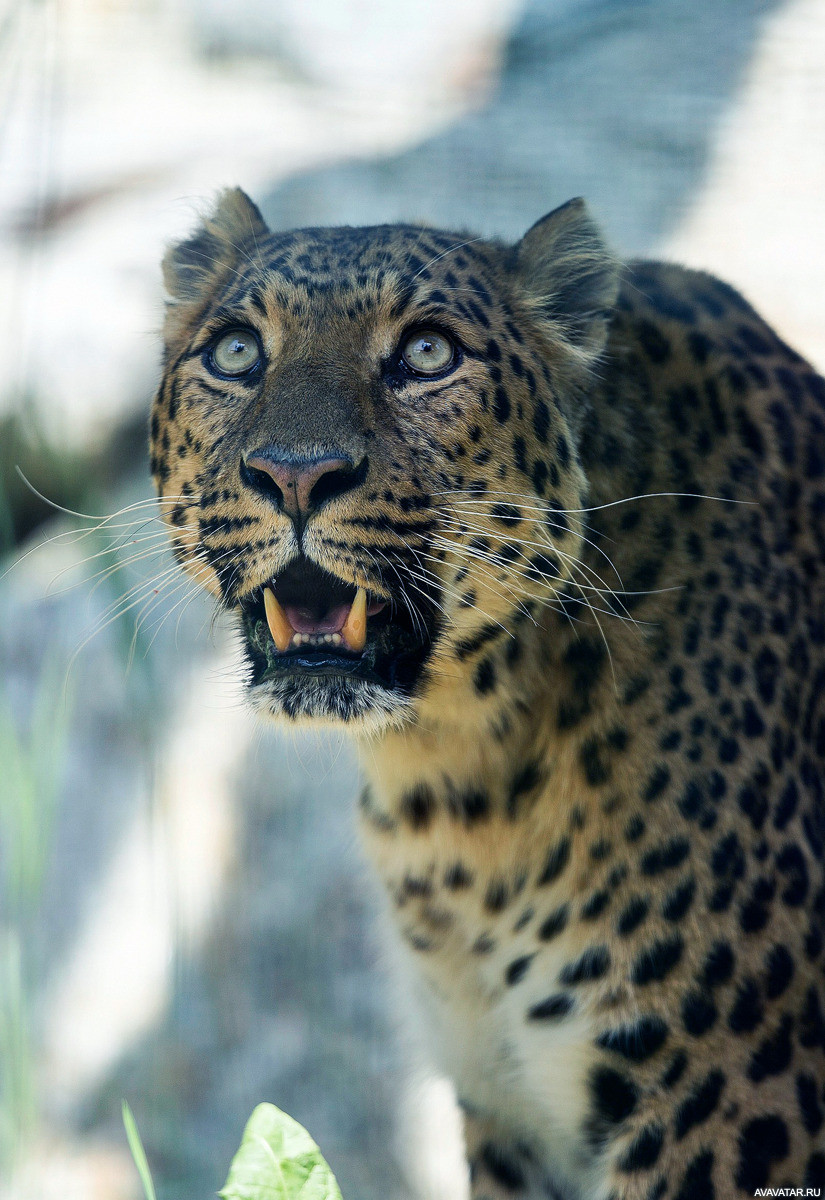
[401,330,455,375]
[210,329,261,375]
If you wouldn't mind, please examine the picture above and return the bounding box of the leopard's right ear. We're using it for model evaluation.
[162,188,270,306]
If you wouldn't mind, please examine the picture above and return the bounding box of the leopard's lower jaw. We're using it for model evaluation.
[240,616,432,728]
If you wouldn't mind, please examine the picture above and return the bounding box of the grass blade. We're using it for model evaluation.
[122,1100,158,1200]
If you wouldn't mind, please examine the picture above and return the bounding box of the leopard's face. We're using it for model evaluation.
[151,190,617,731]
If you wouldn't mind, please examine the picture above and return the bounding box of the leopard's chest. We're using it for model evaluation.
[361,806,605,1193]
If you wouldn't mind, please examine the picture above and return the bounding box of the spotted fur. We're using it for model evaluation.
[152,189,825,1198]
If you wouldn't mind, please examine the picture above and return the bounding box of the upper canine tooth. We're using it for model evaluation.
[263,587,294,652]
[341,587,367,653]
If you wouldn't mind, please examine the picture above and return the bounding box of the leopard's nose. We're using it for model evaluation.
[241,449,368,523]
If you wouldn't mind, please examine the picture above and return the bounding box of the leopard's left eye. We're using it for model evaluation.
[209,328,261,376]
[400,330,455,375]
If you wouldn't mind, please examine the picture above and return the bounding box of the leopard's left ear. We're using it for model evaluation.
[514,198,619,362]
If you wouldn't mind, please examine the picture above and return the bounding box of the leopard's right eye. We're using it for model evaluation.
[208,328,262,377]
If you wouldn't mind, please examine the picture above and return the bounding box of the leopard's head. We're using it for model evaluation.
[151,189,618,733]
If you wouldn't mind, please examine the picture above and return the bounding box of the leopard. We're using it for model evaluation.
[150,187,825,1199]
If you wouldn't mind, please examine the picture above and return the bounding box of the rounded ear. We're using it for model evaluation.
[515,198,619,362]
[162,188,270,304]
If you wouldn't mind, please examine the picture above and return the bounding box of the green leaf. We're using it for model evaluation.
[220,1104,344,1200]
[122,1100,158,1200]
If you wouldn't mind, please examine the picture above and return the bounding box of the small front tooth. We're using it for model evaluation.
[331,633,342,645]
[341,587,367,653]
[264,587,294,652]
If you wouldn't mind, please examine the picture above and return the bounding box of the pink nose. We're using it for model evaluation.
[243,451,365,522]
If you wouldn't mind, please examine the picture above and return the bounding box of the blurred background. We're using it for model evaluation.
[0,0,823,1196]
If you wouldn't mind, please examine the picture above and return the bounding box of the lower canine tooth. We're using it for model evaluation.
[263,587,294,652]
[341,587,368,653]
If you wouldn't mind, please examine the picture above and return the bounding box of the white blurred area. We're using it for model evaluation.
[1,1,825,1199]
[662,0,825,370]
[0,0,517,448]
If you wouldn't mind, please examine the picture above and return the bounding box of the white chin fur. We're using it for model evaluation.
[247,675,414,735]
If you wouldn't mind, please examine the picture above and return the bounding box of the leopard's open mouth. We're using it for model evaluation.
[238,557,437,704]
